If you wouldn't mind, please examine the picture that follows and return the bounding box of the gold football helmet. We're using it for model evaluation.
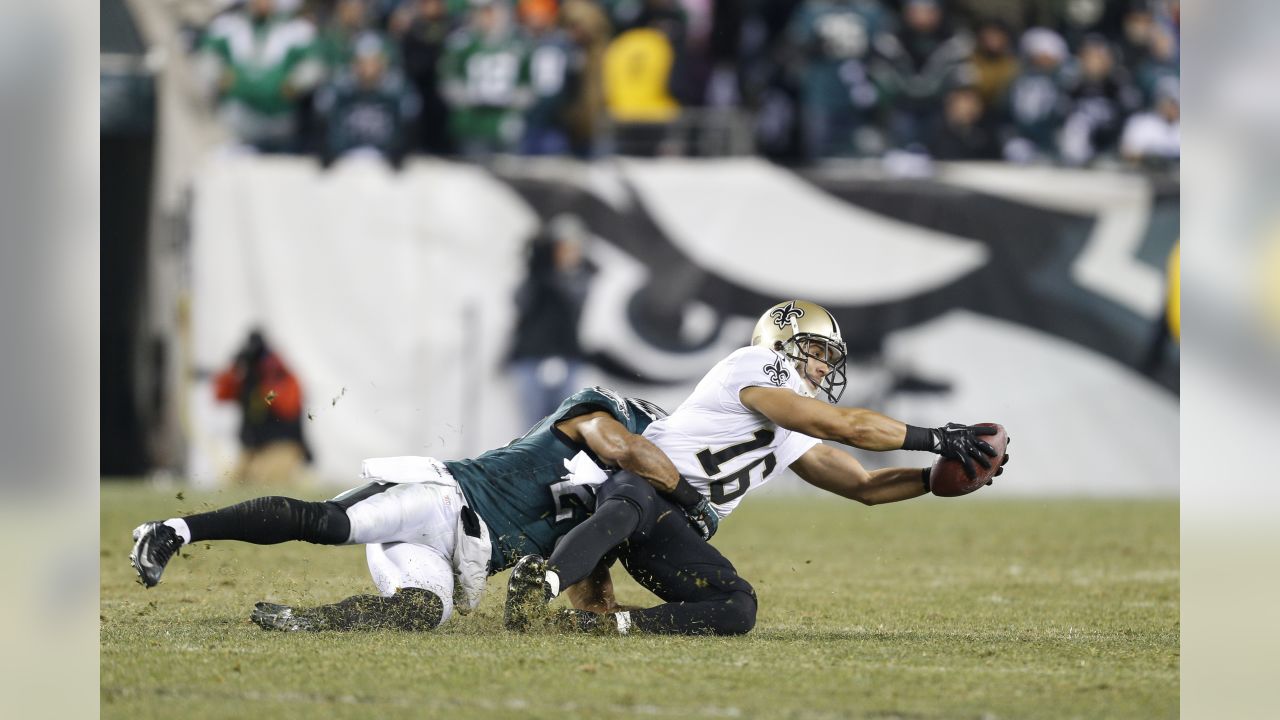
[751,300,848,403]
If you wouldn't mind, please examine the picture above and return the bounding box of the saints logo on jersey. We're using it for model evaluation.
[763,357,790,386]
[770,301,805,329]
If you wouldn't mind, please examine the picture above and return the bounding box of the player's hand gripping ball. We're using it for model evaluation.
[930,424,1009,497]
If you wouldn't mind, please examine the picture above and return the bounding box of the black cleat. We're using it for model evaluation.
[129,521,183,588]
[504,554,552,631]
[251,602,318,632]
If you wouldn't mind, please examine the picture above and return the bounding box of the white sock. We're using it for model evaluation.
[544,570,561,598]
[163,518,191,545]
[615,611,632,635]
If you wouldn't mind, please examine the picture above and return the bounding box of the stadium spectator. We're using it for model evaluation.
[1160,0,1180,37]
[213,329,311,485]
[398,0,457,154]
[1059,34,1143,165]
[1001,26,1070,163]
[873,0,973,151]
[307,0,397,153]
[950,0,1033,33]
[314,33,421,167]
[558,0,613,156]
[636,0,692,103]
[603,13,682,155]
[179,0,1179,165]
[519,0,573,154]
[734,1,806,159]
[317,0,370,70]
[197,0,324,152]
[440,0,533,156]
[675,0,716,107]
[508,214,593,429]
[926,84,1000,160]
[786,0,892,160]
[1049,0,1126,50]
[1134,21,1178,105]
[1117,1,1158,68]
[317,0,399,70]
[1120,76,1178,166]
[600,0,647,31]
[968,19,1018,109]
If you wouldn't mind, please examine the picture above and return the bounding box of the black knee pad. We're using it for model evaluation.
[686,562,757,600]
[713,589,758,636]
[596,471,661,534]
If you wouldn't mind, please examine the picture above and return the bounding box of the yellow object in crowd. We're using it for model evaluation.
[1166,243,1179,341]
[603,28,680,123]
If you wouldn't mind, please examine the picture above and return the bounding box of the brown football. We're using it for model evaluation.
[929,423,1008,497]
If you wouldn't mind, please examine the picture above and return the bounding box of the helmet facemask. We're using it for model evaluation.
[780,333,847,404]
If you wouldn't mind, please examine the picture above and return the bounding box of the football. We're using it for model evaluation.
[929,423,1008,497]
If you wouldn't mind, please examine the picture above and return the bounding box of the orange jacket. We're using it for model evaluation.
[214,353,303,421]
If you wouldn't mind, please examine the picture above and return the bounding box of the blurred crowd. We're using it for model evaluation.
[184,0,1179,166]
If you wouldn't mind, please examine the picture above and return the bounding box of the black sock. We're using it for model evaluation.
[546,499,641,588]
[183,496,351,545]
[294,588,444,631]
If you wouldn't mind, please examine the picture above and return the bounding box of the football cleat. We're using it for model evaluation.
[129,521,183,588]
[504,554,552,631]
[251,602,318,632]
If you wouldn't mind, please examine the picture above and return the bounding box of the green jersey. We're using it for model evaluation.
[201,14,318,117]
[788,0,892,110]
[447,388,667,571]
[439,28,532,148]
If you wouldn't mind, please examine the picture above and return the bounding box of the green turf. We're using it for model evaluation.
[101,483,1178,719]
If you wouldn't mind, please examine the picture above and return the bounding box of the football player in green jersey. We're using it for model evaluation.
[129,388,689,631]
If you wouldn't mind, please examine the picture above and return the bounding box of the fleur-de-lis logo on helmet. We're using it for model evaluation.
[769,300,805,329]
[762,357,790,387]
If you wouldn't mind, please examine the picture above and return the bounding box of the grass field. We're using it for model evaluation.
[101,482,1178,719]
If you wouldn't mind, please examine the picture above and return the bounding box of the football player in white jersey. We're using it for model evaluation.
[505,299,1009,636]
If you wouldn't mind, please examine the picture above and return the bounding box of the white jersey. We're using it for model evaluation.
[642,346,821,519]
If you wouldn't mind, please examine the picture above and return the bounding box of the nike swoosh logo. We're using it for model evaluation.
[136,539,154,569]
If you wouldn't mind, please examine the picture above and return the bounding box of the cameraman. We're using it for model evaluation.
[213,329,311,485]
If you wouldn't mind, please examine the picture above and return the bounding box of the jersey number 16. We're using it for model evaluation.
[696,429,777,504]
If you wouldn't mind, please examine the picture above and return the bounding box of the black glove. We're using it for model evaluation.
[683,496,720,541]
[666,477,720,541]
[986,436,1012,486]
[934,423,999,479]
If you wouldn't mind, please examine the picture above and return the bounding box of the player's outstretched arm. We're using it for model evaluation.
[556,411,682,492]
[739,386,909,449]
[739,386,998,478]
[790,444,928,506]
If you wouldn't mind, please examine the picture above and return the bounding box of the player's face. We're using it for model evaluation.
[797,339,837,387]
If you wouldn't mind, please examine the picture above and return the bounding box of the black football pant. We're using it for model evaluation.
[547,471,757,636]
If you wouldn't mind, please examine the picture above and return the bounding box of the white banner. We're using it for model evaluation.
[188,154,1178,496]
